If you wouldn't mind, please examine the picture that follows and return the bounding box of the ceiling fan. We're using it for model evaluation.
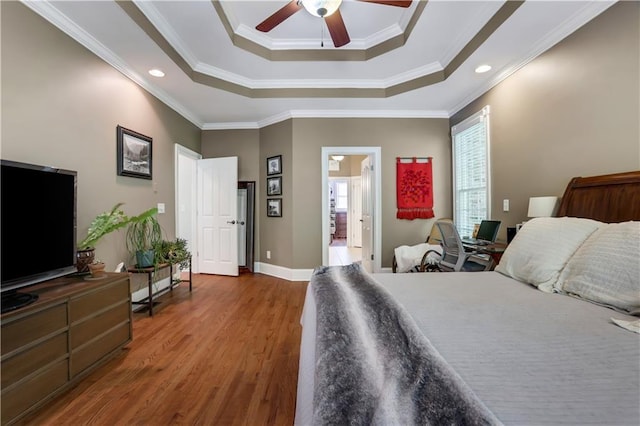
[255,0,412,48]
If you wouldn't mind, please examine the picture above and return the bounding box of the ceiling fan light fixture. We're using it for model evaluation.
[301,0,342,17]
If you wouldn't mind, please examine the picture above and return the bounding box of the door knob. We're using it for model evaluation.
[227,220,236,225]
[239,221,245,225]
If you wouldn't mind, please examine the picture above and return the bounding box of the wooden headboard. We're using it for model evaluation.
[556,170,640,223]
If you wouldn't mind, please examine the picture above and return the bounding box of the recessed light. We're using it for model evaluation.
[475,65,492,74]
[148,69,165,78]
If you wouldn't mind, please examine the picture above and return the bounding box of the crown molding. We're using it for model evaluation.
[448,0,616,116]
[202,108,450,130]
[233,22,404,51]
[21,0,204,129]
[133,0,199,68]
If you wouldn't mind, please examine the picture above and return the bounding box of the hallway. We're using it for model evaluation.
[329,239,362,266]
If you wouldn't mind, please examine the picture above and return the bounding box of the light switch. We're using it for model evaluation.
[503,199,509,212]
[157,203,165,214]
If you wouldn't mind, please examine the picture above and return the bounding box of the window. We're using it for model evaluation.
[451,106,491,239]
[335,181,348,210]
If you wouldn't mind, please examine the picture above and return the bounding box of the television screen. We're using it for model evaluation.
[1,160,77,302]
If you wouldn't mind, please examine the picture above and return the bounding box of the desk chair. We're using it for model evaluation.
[435,220,493,272]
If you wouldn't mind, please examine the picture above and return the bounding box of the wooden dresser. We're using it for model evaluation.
[335,212,347,239]
[1,273,132,425]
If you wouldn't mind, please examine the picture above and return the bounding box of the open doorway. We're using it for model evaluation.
[328,157,364,266]
[322,147,382,272]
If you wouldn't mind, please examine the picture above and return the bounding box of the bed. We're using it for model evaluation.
[295,171,640,425]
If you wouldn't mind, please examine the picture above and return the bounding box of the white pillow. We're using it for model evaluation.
[495,217,603,292]
[556,221,640,315]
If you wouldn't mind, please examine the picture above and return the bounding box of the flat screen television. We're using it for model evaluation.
[1,159,77,313]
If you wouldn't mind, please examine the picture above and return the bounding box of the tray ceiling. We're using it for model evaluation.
[23,0,615,129]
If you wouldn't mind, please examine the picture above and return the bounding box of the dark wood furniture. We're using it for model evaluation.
[462,241,507,269]
[556,170,640,222]
[128,257,192,316]
[334,212,347,239]
[1,273,132,425]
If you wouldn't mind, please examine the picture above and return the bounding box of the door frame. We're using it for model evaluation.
[238,181,256,272]
[174,144,202,273]
[321,147,382,272]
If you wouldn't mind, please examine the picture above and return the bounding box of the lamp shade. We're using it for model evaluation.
[527,196,559,218]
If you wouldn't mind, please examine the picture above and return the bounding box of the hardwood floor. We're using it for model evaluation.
[19,272,307,426]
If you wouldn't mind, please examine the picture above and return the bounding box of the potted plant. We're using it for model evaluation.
[87,259,106,278]
[126,208,162,268]
[156,238,191,269]
[76,203,135,273]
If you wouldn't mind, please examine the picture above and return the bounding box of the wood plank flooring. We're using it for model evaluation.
[19,272,307,426]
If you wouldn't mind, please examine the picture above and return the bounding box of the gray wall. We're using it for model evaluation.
[1,2,201,270]
[291,118,451,269]
[204,119,451,270]
[451,1,640,241]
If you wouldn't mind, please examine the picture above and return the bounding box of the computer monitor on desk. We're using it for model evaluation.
[462,220,501,246]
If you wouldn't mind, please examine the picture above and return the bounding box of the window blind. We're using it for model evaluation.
[452,106,490,239]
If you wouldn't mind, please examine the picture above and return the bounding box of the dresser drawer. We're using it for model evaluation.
[1,359,68,425]
[1,332,68,389]
[69,278,129,322]
[70,302,130,350]
[70,322,131,377]
[1,303,67,356]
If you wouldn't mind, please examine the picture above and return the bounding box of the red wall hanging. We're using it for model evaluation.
[396,157,434,220]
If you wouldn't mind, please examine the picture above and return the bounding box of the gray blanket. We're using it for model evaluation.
[311,264,501,426]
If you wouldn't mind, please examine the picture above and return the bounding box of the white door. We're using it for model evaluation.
[350,177,362,247]
[197,157,239,276]
[361,157,374,272]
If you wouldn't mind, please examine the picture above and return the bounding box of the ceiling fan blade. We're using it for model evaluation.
[256,0,302,32]
[357,0,412,7]
[325,9,350,48]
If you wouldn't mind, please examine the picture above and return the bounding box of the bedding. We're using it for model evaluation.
[556,221,640,315]
[296,266,640,425]
[309,264,498,426]
[494,217,602,292]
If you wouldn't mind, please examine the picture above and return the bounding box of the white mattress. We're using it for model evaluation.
[296,271,640,425]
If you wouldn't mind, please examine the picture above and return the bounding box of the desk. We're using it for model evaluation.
[462,242,507,270]
[128,257,192,316]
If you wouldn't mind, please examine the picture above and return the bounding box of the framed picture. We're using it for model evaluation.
[267,155,282,176]
[267,176,282,196]
[267,198,282,217]
[117,125,152,179]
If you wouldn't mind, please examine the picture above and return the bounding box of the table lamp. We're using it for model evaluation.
[527,196,559,218]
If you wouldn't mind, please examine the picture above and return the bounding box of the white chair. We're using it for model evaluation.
[434,220,493,272]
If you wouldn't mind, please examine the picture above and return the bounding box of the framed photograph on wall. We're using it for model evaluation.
[267,176,282,196]
[267,155,282,176]
[117,125,152,179]
[267,198,282,217]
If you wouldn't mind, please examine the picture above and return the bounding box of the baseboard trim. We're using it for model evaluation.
[254,262,313,282]
[253,263,392,280]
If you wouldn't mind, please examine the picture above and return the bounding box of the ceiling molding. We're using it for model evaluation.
[213,0,426,60]
[447,0,616,117]
[202,108,450,130]
[119,0,519,98]
[21,0,204,129]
